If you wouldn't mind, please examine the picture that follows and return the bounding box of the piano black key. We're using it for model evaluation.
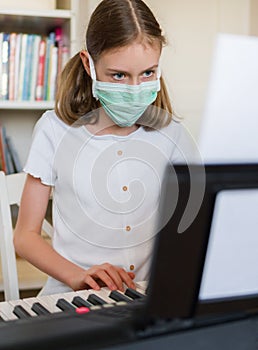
[72,296,92,308]
[87,294,107,306]
[31,302,51,315]
[13,305,32,319]
[109,290,133,303]
[56,298,75,312]
[124,288,145,300]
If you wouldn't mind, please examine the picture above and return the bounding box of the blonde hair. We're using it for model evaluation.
[55,0,173,130]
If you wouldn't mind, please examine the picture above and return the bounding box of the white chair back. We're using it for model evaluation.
[0,171,52,301]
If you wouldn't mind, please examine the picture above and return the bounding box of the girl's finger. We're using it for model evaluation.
[94,269,118,291]
[116,269,136,291]
[84,274,101,290]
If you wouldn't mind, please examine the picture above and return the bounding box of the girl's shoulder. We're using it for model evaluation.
[31,110,72,152]
[35,110,70,133]
[161,118,184,134]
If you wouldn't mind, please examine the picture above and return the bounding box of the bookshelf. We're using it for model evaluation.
[0,0,87,167]
[0,0,89,294]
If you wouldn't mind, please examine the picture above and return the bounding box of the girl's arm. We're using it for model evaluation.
[13,174,135,292]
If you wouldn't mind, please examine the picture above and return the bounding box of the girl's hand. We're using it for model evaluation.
[72,263,136,292]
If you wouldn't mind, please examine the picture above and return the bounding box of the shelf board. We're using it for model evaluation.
[0,9,72,34]
[0,101,55,110]
[0,9,72,19]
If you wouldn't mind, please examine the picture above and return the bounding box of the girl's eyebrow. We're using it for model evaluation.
[106,64,159,74]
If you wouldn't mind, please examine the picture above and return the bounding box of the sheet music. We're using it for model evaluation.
[199,189,258,299]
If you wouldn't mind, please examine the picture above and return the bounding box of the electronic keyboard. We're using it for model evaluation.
[0,282,258,350]
[0,281,147,321]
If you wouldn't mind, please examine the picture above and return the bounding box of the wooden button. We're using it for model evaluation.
[130,265,135,271]
[122,186,128,191]
[125,226,131,231]
[117,150,123,156]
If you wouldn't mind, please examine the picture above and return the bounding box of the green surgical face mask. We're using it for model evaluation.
[89,55,161,127]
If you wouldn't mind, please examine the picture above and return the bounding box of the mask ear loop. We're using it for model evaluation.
[155,63,161,91]
[88,53,98,99]
[157,64,161,79]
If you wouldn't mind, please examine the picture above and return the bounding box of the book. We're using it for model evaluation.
[44,32,55,100]
[18,33,28,101]
[14,33,22,101]
[22,34,34,100]
[30,34,41,101]
[0,124,22,174]
[8,32,17,100]
[0,33,3,101]
[1,33,10,100]
[48,45,58,100]
[55,26,69,78]
[0,124,7,173]
[2,126,14,174]
[5,136,22,173]
[35,38,46,101]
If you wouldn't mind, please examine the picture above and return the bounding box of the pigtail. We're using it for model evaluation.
[55,53,98,125]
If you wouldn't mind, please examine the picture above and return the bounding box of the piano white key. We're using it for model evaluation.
[0,311,9,321]
[135,281,148,293]
[22,296,51,315]
[9,299,37,317]
[22,296,51,313]
[36,295,62,313]
[0,301,18,321]
[22,297,41,309]
[73,289,91,301]
[41,292,82,312]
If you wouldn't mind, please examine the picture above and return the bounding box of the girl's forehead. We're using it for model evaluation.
[98,40,161,65]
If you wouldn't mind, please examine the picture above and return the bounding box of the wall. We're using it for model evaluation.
[146,0,257,141]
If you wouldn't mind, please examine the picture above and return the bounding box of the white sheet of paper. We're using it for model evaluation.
[197,34,258,300]
[198,33,258,163]
[199,189,258,299]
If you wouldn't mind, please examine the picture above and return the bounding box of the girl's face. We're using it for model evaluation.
[82,40,161,85]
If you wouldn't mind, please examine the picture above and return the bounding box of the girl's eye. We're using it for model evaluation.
[143,70,154,78]
[113,73,125,80]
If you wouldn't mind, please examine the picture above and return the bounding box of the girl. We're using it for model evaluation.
[14,0,194,295]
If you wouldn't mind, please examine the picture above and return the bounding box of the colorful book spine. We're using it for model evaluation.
[14,33,22,101]
[5,136,22,173]
[0,33,3,100]
[0,124,22,174]
[43,32,55,100]
[1,33,10,100]
[0,124,7,173]
[35,38,46,101]
[17,33,28,101]
[48,45,58,101]
[30,34,41,101]
[1,126,14,174]
[0,27,67,102]
[8,32,17,100]
[22,34,33,100]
